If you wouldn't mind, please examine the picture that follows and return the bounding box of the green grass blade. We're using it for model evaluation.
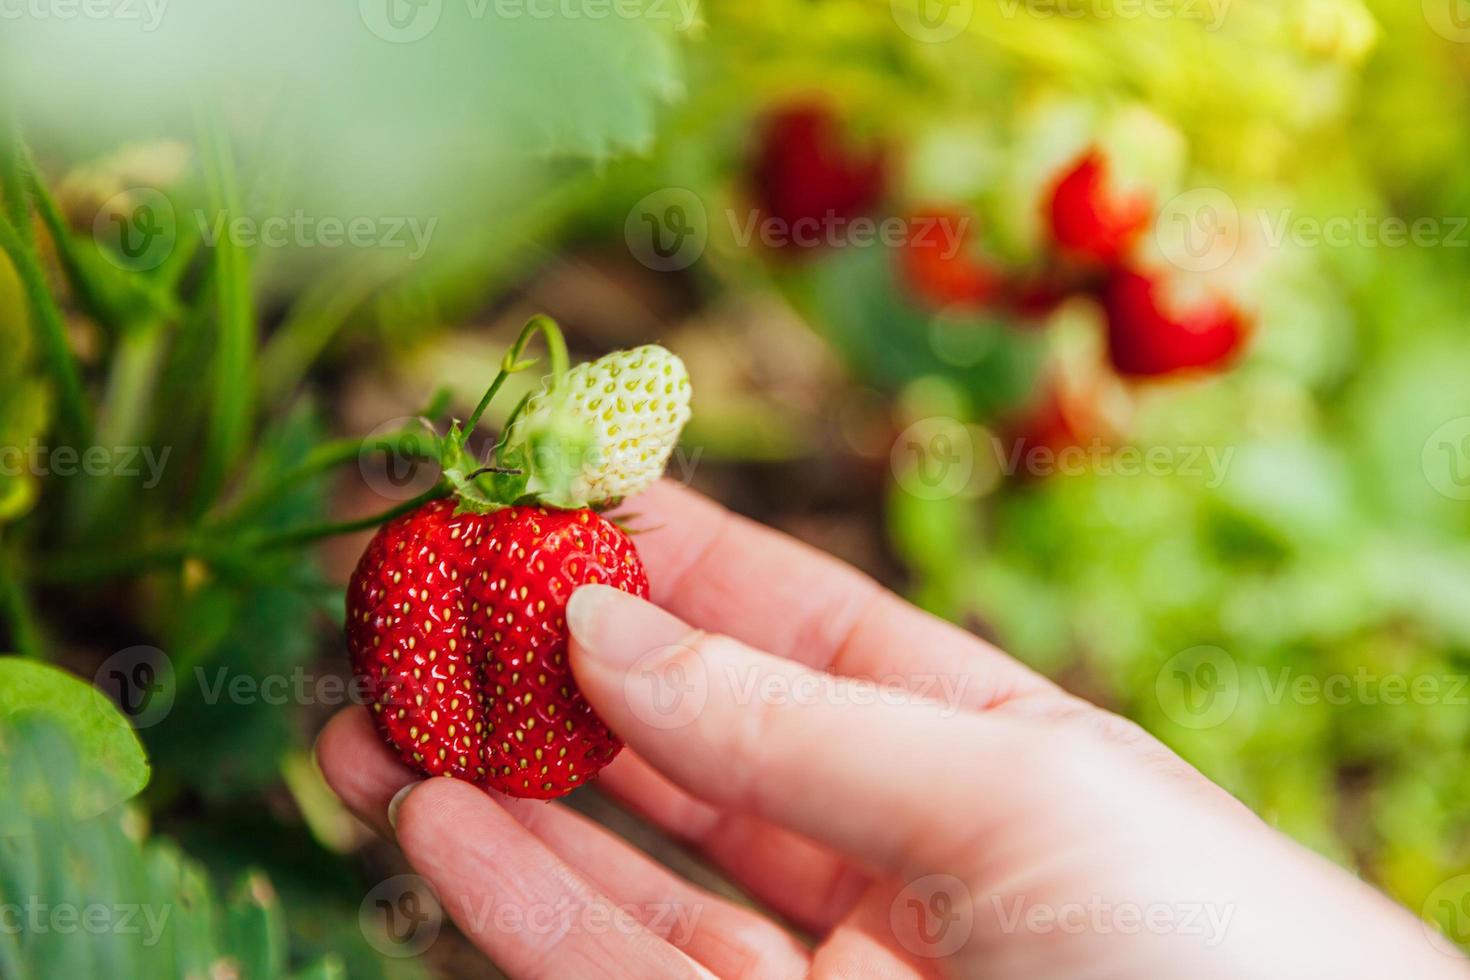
[192,109,256,516]
[258,273,376,407]
[0,215,91,444]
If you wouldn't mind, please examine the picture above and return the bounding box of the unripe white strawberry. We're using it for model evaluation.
[519,344,692,507]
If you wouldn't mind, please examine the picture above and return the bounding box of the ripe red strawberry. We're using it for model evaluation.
[896,207,1000,310]
[347,498,649,799]
[749,101,887,258]
[1102,268,1250,377]
[1047,149,1152,265]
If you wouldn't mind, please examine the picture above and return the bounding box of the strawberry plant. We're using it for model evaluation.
[0,15,695,969]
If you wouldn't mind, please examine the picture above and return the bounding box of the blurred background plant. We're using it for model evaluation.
[1,0,1468,973]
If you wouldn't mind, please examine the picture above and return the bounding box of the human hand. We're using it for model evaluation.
[317,482,1469,979]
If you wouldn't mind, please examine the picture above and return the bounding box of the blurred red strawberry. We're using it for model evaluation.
[1047,149,1152,264]
[749,102,887,257]
[1007,384,1086,459]
[1001,363,1126,464]
[1007,275,1070,321]
[1102,268,1250,377]
[896,207,1000,309]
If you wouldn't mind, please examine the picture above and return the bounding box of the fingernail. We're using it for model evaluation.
[387,780,422,830]
[567,585,692,668]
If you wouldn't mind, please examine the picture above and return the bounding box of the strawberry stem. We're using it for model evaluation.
[465,464,523,479]
[248,486,450,552]
[34,486,452,583]
[213,423,438,529]
[443,315,571,513]
[491,391,534,465]
[462,314,569,443]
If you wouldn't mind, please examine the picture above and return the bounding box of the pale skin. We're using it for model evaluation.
[317,481,1470,979]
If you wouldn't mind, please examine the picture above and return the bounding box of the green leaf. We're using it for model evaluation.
[0,658,148,829]
[292,956,349,980]
[168,811,430,980]
[3,3,685,263]
[225,871,289,979]
[0,721,340,978]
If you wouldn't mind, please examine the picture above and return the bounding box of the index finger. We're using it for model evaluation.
[622,481,1054,709]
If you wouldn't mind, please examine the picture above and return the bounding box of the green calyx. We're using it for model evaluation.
[438,314,593,514]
